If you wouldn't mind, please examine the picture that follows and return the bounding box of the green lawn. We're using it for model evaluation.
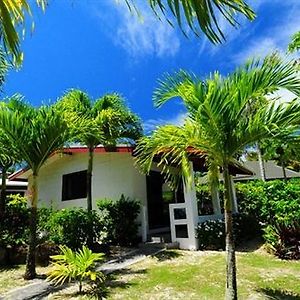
[1,249,300,299]
[105,250,300,300]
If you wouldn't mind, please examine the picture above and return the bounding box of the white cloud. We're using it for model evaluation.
[233,3,300,63]
[143,112,187,133]
[91,0,180,58]
[233,38,279,63]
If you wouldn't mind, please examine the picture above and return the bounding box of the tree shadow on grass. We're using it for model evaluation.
[152,250,182,262]
[257,288,300,300]
[236,237,265,253]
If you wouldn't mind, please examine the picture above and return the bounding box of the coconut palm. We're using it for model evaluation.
[0,101,74,279]
[135,54,300,299]
[56,90,142,211]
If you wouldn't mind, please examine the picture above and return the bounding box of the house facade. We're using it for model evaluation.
[11,145,251,250]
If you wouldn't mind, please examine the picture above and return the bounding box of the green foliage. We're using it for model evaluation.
[45,208,107,250]
[197,179,300,258]
[288,31,300,53]
[263,221,300,260]
[196,214,260,250]
[130,0,255,44]
[97,195,140,246]
[47,245,105,293]
[0,194,29,247]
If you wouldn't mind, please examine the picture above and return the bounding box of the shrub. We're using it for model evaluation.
[47,245,105,293]
[45,208,107,250]
[97,194,140,246]
[0,194,30,248]
[263,221,300,260]
[196,214,260,250]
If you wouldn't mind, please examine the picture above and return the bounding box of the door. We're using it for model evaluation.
[146,171,170,230]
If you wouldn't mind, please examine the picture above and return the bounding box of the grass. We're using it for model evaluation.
[0,264,51,295]
[1,249,300,299]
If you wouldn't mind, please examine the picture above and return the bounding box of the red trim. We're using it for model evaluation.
[9,167,29,181]
[61,146,134,154]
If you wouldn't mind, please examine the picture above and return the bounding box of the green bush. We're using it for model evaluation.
[0,194,30,248]
[263,221,300,260]
[97,194,140,246]
[45,208,107,250]
[196,214,260,250]
[196,179,300,258]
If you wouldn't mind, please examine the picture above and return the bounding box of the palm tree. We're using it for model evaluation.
[0,130,19,216]
[1,1,255,63]
[135,54,300,299]
[288,31,300,53]
[56,90,142,211]
[0,101,74,279]
[134,0,255,44]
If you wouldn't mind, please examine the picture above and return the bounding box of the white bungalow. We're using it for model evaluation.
[10,145,251,250]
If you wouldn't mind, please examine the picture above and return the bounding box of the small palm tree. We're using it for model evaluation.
[56,90,142,211]
[136,54,300,300]
[0,100,74,279]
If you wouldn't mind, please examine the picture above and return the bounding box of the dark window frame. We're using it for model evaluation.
[62,170,87,201]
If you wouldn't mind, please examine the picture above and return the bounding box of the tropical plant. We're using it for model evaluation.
[97,195,140,246]
[0,100,74,279]
[56,90,142,211]
[0,0,46,64]
[260,133,300,180]
[135,54,300,299]
[45,208,108,250]
[129,0,255,43]
[288,31,300,53]
[47,245,105,293]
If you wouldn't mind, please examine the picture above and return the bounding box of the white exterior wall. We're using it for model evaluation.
[33,152,148,239]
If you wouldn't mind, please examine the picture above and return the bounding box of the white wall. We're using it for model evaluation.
[33,152,148,237]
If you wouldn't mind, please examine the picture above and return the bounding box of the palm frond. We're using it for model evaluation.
[129,0,255,44]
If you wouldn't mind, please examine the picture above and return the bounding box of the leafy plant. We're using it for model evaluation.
[97,194,140,246]
[45,208,107,250]
[0,194,29,248]
[47,245,105,293]
[196,214,260,250]
[263,221,300,260]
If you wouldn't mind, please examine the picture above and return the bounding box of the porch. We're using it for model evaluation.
[144,160,251,250]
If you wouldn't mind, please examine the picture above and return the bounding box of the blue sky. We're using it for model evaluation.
[3,0,300,131]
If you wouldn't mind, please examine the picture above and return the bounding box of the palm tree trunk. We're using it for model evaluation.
[223,163,237,300]
[281,158,287,181]
[208,162,221,214]
[257,143,266,181]
[24,173,38,280]
[87,146,94,212]
[0,166,7,217]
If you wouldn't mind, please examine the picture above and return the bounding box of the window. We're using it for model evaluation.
[62,170,87,201]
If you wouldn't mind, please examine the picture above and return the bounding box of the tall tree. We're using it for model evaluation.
[0,1,255,63]
[135,54,300,299]
[0,129,19,216]
[0,101,74,279]
[56,90,142,211]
